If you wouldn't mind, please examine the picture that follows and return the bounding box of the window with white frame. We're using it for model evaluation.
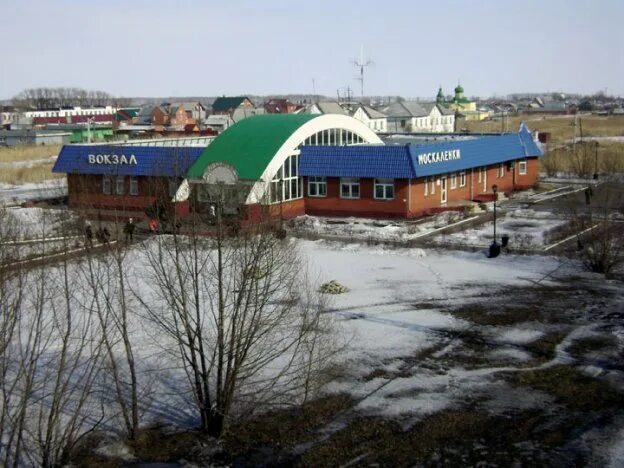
[102,176,111,195]
[459,171,466,187]
[115,176,125,195]
[498,163,505,178]
[269,154,302,204]
[424,178,428,196]
[478,167,483,183]
[430,176,436,195]
[308,176,327,197]
[340,177,360,199]
[374,178,394,200]
[129,177,139,195]
[518,159,527,175]
[450,173,457,189]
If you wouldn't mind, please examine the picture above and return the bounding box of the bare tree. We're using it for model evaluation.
[0,210,105,467]
[79,242,141,440]
[137,189,339,437]
[571,181,624,274]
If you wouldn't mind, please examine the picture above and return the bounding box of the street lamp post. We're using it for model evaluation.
[489,184,500,258]
[492,184,498,242]
[593,141,599,180]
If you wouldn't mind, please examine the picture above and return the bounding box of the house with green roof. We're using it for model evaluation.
[211,96,255,116]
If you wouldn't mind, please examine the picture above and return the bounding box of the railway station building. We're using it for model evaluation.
[53,114,542,224]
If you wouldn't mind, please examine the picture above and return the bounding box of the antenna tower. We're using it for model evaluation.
[352,45,374,99]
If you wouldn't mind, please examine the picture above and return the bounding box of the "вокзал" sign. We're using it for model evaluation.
[88,154,138,165]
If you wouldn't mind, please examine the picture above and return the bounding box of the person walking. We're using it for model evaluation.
[84,222,93,249]
[124,218,135,243]
[584,186,593,205]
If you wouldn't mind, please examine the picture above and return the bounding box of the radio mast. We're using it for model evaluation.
[352,45,374,100]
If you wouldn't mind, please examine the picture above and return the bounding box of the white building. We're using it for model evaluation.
[23,105,116,118]
[351,104,388,133]
[382,101,454,133]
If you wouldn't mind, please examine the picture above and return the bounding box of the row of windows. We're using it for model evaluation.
[103,176,139,196]
[101,176,179,197]
[298,129,365,148]
[28,109,110,118]
[414,116,453,127]
[269,128,369,204]
[424,159,529,196]
[307,177,395,201]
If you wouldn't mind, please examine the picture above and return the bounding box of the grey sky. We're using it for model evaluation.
[1,0,622,99]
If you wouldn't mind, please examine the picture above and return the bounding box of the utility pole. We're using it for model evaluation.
[352,45,374,100]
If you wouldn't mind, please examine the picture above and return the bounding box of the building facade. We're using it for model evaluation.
[351,105,388,133]
[382,101,455,133]
[52,145,204,219]
[53,115,542,225]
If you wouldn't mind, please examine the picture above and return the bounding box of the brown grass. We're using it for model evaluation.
[463,114,624,144]
[511,365,624,411]
[540,141,624,177]
[0,162,64,185]
[0,144,61,163]
[450,304,545,326]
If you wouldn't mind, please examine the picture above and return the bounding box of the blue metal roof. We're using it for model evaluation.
[52,145,203,177]
[299,145,415,178]
[300,126,542,179]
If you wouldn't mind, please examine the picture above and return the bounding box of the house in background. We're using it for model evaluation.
[113,108,141,129]
[168,105,195,130]
[211,96,255,116]
[351,104,388,133]
[0,129,72,147]
[204,114,233,133]
[170,102,206,123]
[382,101,454,133]
[264,98,299,114]
[301,101,349,115]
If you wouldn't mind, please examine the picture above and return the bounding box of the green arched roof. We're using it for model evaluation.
[187,114,320,180]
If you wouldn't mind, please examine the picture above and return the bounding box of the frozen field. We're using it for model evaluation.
[434,209,568,249]
[2,219,623,465]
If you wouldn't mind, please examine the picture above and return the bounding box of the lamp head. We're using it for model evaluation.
[492,184,498,194]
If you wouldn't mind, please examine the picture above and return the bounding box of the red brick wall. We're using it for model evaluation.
[304,177,409,218]
[66,174,187,215]
[514,157,540,190]
[65,157,540,223]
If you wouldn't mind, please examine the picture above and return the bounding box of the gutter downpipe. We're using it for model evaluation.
[407,178,412,215]
[470,167,474,200]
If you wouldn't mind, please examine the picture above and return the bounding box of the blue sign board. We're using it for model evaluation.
[52,145,204,177]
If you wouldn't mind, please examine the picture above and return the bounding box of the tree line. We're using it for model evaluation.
[12,87,131,110]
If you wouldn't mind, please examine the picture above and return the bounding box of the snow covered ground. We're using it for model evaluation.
[291,212,476,243]
[434,209,568,249]
[0,179,67,205]
[3,214,623,464]
[290,209,568,250]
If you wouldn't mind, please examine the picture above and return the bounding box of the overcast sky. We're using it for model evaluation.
[1,0,622,99]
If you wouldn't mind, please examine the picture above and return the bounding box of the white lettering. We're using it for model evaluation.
[87,153,139,165]
[417,149,461,165]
